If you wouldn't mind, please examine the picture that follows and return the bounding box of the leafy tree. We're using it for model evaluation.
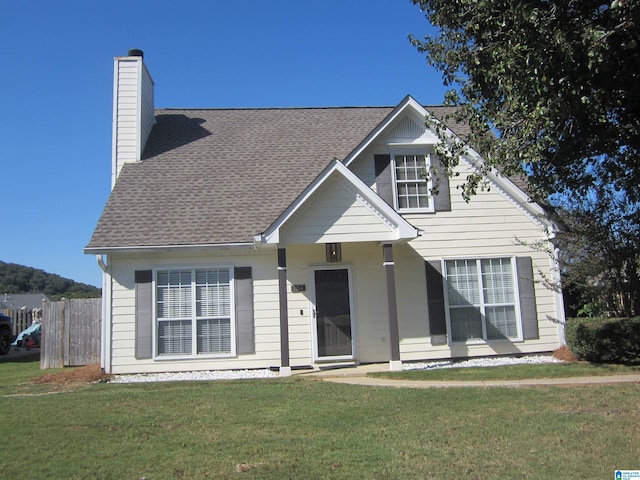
[552,186,640,317]
[410,0,640,316]
[410,0,639,203]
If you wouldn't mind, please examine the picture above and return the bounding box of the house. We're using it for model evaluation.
[1,293,49,312]
[85,50,565,375]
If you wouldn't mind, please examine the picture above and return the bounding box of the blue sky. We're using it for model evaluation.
[0,0,446,288]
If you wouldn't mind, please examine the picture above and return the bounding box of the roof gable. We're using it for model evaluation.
[343,95,553,231]
[383,111,439,145]
[261,160,419,245]
[342,95,460,164]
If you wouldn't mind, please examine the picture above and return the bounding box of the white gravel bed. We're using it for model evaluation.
[109,369,278,384]
[109,355,561,383]
[403,355,562,371]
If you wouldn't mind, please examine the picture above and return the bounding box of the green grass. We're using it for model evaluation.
[0,351,46,383]
[370,361,640,381]
[1,359,639,479]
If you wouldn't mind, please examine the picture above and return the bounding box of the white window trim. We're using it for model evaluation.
[389,147,435,213]
[152,265,236,360]
[442,256,524,344]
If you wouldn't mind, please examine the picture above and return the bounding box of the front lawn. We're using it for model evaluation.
[1,359,638,479]
[370,361,640,382]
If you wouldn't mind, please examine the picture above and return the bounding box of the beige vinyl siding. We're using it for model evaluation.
[280,175,395,245]
[399,160,560,360]
[107,249,284,374]
[344,243,393,362]
[349,154,376,189]
[112,56,155,186]
[113,59,139,180]
[285,245,324,365]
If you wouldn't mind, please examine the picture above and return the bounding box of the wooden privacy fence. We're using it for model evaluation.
[2,308,38,336]
[41,298,101,369]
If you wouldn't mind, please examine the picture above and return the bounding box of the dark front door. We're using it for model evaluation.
[314,268,353,358]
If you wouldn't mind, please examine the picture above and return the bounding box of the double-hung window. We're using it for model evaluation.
[393,153,433,212]
[156,267,234,356]
[445,258,520,342]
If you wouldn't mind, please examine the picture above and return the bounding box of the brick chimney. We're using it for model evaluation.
[111,49,155,187]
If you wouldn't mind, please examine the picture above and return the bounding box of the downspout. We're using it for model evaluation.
[96,255,113,373]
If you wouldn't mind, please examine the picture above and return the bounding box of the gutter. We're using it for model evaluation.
[84,242,257,255]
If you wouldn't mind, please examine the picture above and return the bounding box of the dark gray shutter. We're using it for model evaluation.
[425,260,448,345]
[235,266,255,354]
[431,154,451,212]
[516,257,539,340]
[374,154,393,206]
[135,270,153,360]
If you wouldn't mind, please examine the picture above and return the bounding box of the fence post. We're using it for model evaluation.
[63,298,70,366]
[40,300,65,369]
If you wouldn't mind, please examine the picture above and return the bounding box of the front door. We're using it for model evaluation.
[313,268,353,359]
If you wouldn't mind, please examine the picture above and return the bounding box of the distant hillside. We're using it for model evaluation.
[0,261,101,299]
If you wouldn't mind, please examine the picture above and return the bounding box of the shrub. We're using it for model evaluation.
[566,317,640,365]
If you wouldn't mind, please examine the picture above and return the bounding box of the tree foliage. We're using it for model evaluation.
[410,0,639,203]
[0,261,101,299]
[552,186,640,317]
[410,0,640,316]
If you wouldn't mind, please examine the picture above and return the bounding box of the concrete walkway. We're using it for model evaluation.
[298,363,640,388]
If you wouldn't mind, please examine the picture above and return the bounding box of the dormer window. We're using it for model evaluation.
[374,147,449,214]
[394,154,430,210]
[391,151,434,213]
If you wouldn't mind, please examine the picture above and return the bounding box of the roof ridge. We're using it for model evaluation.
[155,106,398,112]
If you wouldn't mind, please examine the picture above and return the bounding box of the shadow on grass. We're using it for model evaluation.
[0,350,40,364]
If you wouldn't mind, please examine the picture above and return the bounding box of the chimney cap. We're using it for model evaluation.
[128,49,144,58]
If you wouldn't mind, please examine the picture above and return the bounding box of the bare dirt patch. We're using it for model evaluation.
[553,345,579,362]
[33,364,110,385]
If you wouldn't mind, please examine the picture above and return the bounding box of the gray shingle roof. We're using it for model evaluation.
[86,105,467,250]
[1,293,49,310]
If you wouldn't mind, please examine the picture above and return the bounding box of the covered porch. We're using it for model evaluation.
[255,160,421,376]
